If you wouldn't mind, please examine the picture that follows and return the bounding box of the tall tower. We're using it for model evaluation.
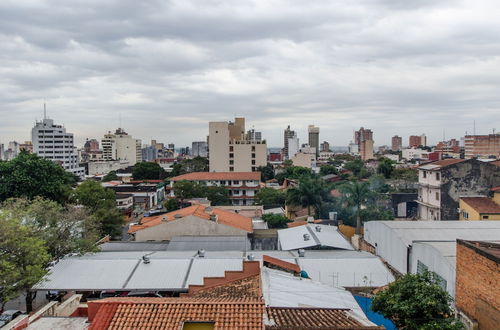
[283,125,295,160]
[308,125,320,157]
[355,127,374,161]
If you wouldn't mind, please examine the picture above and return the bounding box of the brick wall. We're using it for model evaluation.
[455,240,500,329]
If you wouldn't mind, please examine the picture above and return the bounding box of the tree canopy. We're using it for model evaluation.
[132,162,167,180]
[169,157,209,177]
[372,271,464,330]
[254,188,286,206]
[287,175,331,217]
[343,158,370,178]
[262,214,291,228]
[257,163,275,182]
[172,180,231,206]
[275,166,314,184]
[319,164,339,176]
[377,157,395,178]
[102,171,119,182]
[0,151,76,204]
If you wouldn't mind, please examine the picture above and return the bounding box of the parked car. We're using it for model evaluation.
[0,310,23,328]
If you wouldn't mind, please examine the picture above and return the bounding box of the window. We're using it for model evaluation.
[229,160,234,165]
[423,171,427,178]
[417,260,428,274]
[229,146,234,152]
[483,215,489,220]
[252,166,256,171]
[251,146,255,151]
[233,180,239,184]
[251,160,256,165]
[229,153,234,158]
[251,153,256,158]
[436,172,440,180]
[462,211,468,220]
[229,166,234,172]
[435,192,439,200]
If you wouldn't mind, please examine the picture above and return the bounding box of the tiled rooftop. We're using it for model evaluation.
[263,255,300,273]
[418,158,466,169]
[89,297,265,330]
[170,171,261,181]
[129,204,253,233]
[461,197,500,214]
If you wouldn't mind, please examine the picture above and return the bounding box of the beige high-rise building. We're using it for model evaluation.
[208,118,267,172]
[308,125,320,157]
[355,127,374,161]
[102,128,142,166]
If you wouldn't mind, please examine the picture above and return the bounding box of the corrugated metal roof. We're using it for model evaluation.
[261,268,371,324]
[277,224,354,251]
[185,259,243,286]
[100,242,169,252]
[167,235,251,251]
[124,259,191,290]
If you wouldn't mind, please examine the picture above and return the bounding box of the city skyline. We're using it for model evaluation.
[1,0,500,147]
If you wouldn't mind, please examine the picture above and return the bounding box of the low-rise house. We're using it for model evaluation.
[170,171,261,206]
[128,205,253,241]
[109,182,165,210]
[459,187,500,220]
[115,193,133,213]
[417,158,500,220]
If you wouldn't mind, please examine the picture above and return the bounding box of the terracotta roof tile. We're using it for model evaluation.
[263,255,300,273]
[461,197,500,214]
[418,158,466,169]
[265,307,381,329]
[89,298,265,330]
[171,171,261,181]
[128,204,253,233]
[287,221,308,228]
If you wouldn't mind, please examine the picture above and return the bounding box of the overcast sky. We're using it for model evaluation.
[1,0,499,148]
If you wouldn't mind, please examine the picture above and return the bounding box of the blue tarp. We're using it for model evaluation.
[354,295,397,330]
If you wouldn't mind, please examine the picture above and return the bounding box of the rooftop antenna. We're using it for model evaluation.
[43,100,47,120]
[119,113,122,129]
[473,120,476,135]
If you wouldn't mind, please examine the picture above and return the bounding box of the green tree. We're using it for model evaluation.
[167,157,209,178]
[0,216,50,312]
[262,214,291,228]
[102,171,119,182]
[204,186,231,206]
[320,164,339,176]
[377,157,395,178]
[372,272,464,330]
[344,159,369,178]
[172,180,205,203]
[0,151,76,204]
[164,198,180,212]
[73,180,117,212]
[94,207,124,238]
[340,181,374,234]
[254,188,286,206]
[132,162,166,180]
[257,163,275,182]
[1,198,99,260]
[275,166,314,184]
[286,176,330,217]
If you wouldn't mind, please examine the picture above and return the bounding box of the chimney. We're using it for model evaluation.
[303,233,310,241]
[298,249,305,257]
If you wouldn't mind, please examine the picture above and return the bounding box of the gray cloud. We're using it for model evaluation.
[1,0,499,148]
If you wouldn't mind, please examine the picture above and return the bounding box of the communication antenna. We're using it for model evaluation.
[473,120,476,135]
[119,113,122,129]
[43,100,47,120]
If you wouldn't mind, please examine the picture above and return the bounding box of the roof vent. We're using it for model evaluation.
[174,214,182,219]
[142,255,150,264]
[315,225,322,232]
[307,216,314,223]
[198,249,206,258]
[247,254,255,261]
[303,233,310,241]
[205,207,213,214]
[209,214,218,222]
[298,249,305,257]
[162,216,167,222]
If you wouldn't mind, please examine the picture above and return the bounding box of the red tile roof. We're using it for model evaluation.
[128,204,253,233]
[263,255,300,273]
[461,197,500,214]
[418,159,466,169]
[287,221,308,228]
[265,307,381,329]
[89,298,265,330]
[171,171,261,181]
[490,160,500,167]
[491,186,500,192]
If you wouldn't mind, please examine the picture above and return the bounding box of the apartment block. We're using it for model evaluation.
[355,127,374,161]
[391,135,402,151]
[464,134,500,159]
[308,125,320,157]
[101,128,141,166]
[32,117,85,177]
[409,134,427,147]
[283,125,295,160]
[192,141,208,157]
[208,117,267,172]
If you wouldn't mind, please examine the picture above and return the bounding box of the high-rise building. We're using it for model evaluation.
[288,133,299,160]
[355,127,374,161]
[102,128,141,166]
[246,129,262,141]
[20,141,33,153]
[0,143,4,160]
[84,139,100,152]
[32,117,85,177]
[283,125,295,160]
[208,117,267,172]
[192,141,208,157]
[142,145,158,162]
[435,139,461,154]
[464,134,500,159]
[308,125,320,157]
[409,134,427,148]
[391,135,402,151]
[320,141,330,152]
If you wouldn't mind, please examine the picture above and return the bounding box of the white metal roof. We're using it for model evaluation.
[124,259,191,290]
[277,224,354,251]
[261,268,373,326]
[186,259,243,285]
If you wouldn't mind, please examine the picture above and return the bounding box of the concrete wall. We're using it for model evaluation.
[456,241,500,329]
[208,122,230,172]
[232,142,267,172]
[134,215,248,241]
[441,160,500,220]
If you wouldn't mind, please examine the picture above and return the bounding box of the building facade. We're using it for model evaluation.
[308,125,320,157]
[283,125,295,160]
[464,134,500,159]
[355,127,374,161]
[191,141,208,157]
[32,117,85,177]
[101,128,141,166]
[208,118,267,172]
[391,135,402,151]
[409,134,427,148]
[417,159,500,220]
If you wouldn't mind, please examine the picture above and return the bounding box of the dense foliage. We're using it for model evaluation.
[256,163,275,182]
[172,180,231,206]
[262,214,291,228]
[372,272,464,330]
[0,151,77,204]
[286,175,331,217]
[132,162,167,180]
[377,157,395,178]
[102,171,119,182]
[254,188,286,206]
[169,157,209,177]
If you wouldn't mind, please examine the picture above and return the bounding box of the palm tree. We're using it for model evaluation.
[286,176,329,217]
[341,181,373,234]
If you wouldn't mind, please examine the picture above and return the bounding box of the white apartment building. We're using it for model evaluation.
[208,118,267,172]
[32,117,85,177]
[402,147,429,161]
[102,128,141,166]
[287,134,299,160]
[417,162,443,220]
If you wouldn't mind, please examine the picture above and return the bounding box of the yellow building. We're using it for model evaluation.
[459,190,500,221]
